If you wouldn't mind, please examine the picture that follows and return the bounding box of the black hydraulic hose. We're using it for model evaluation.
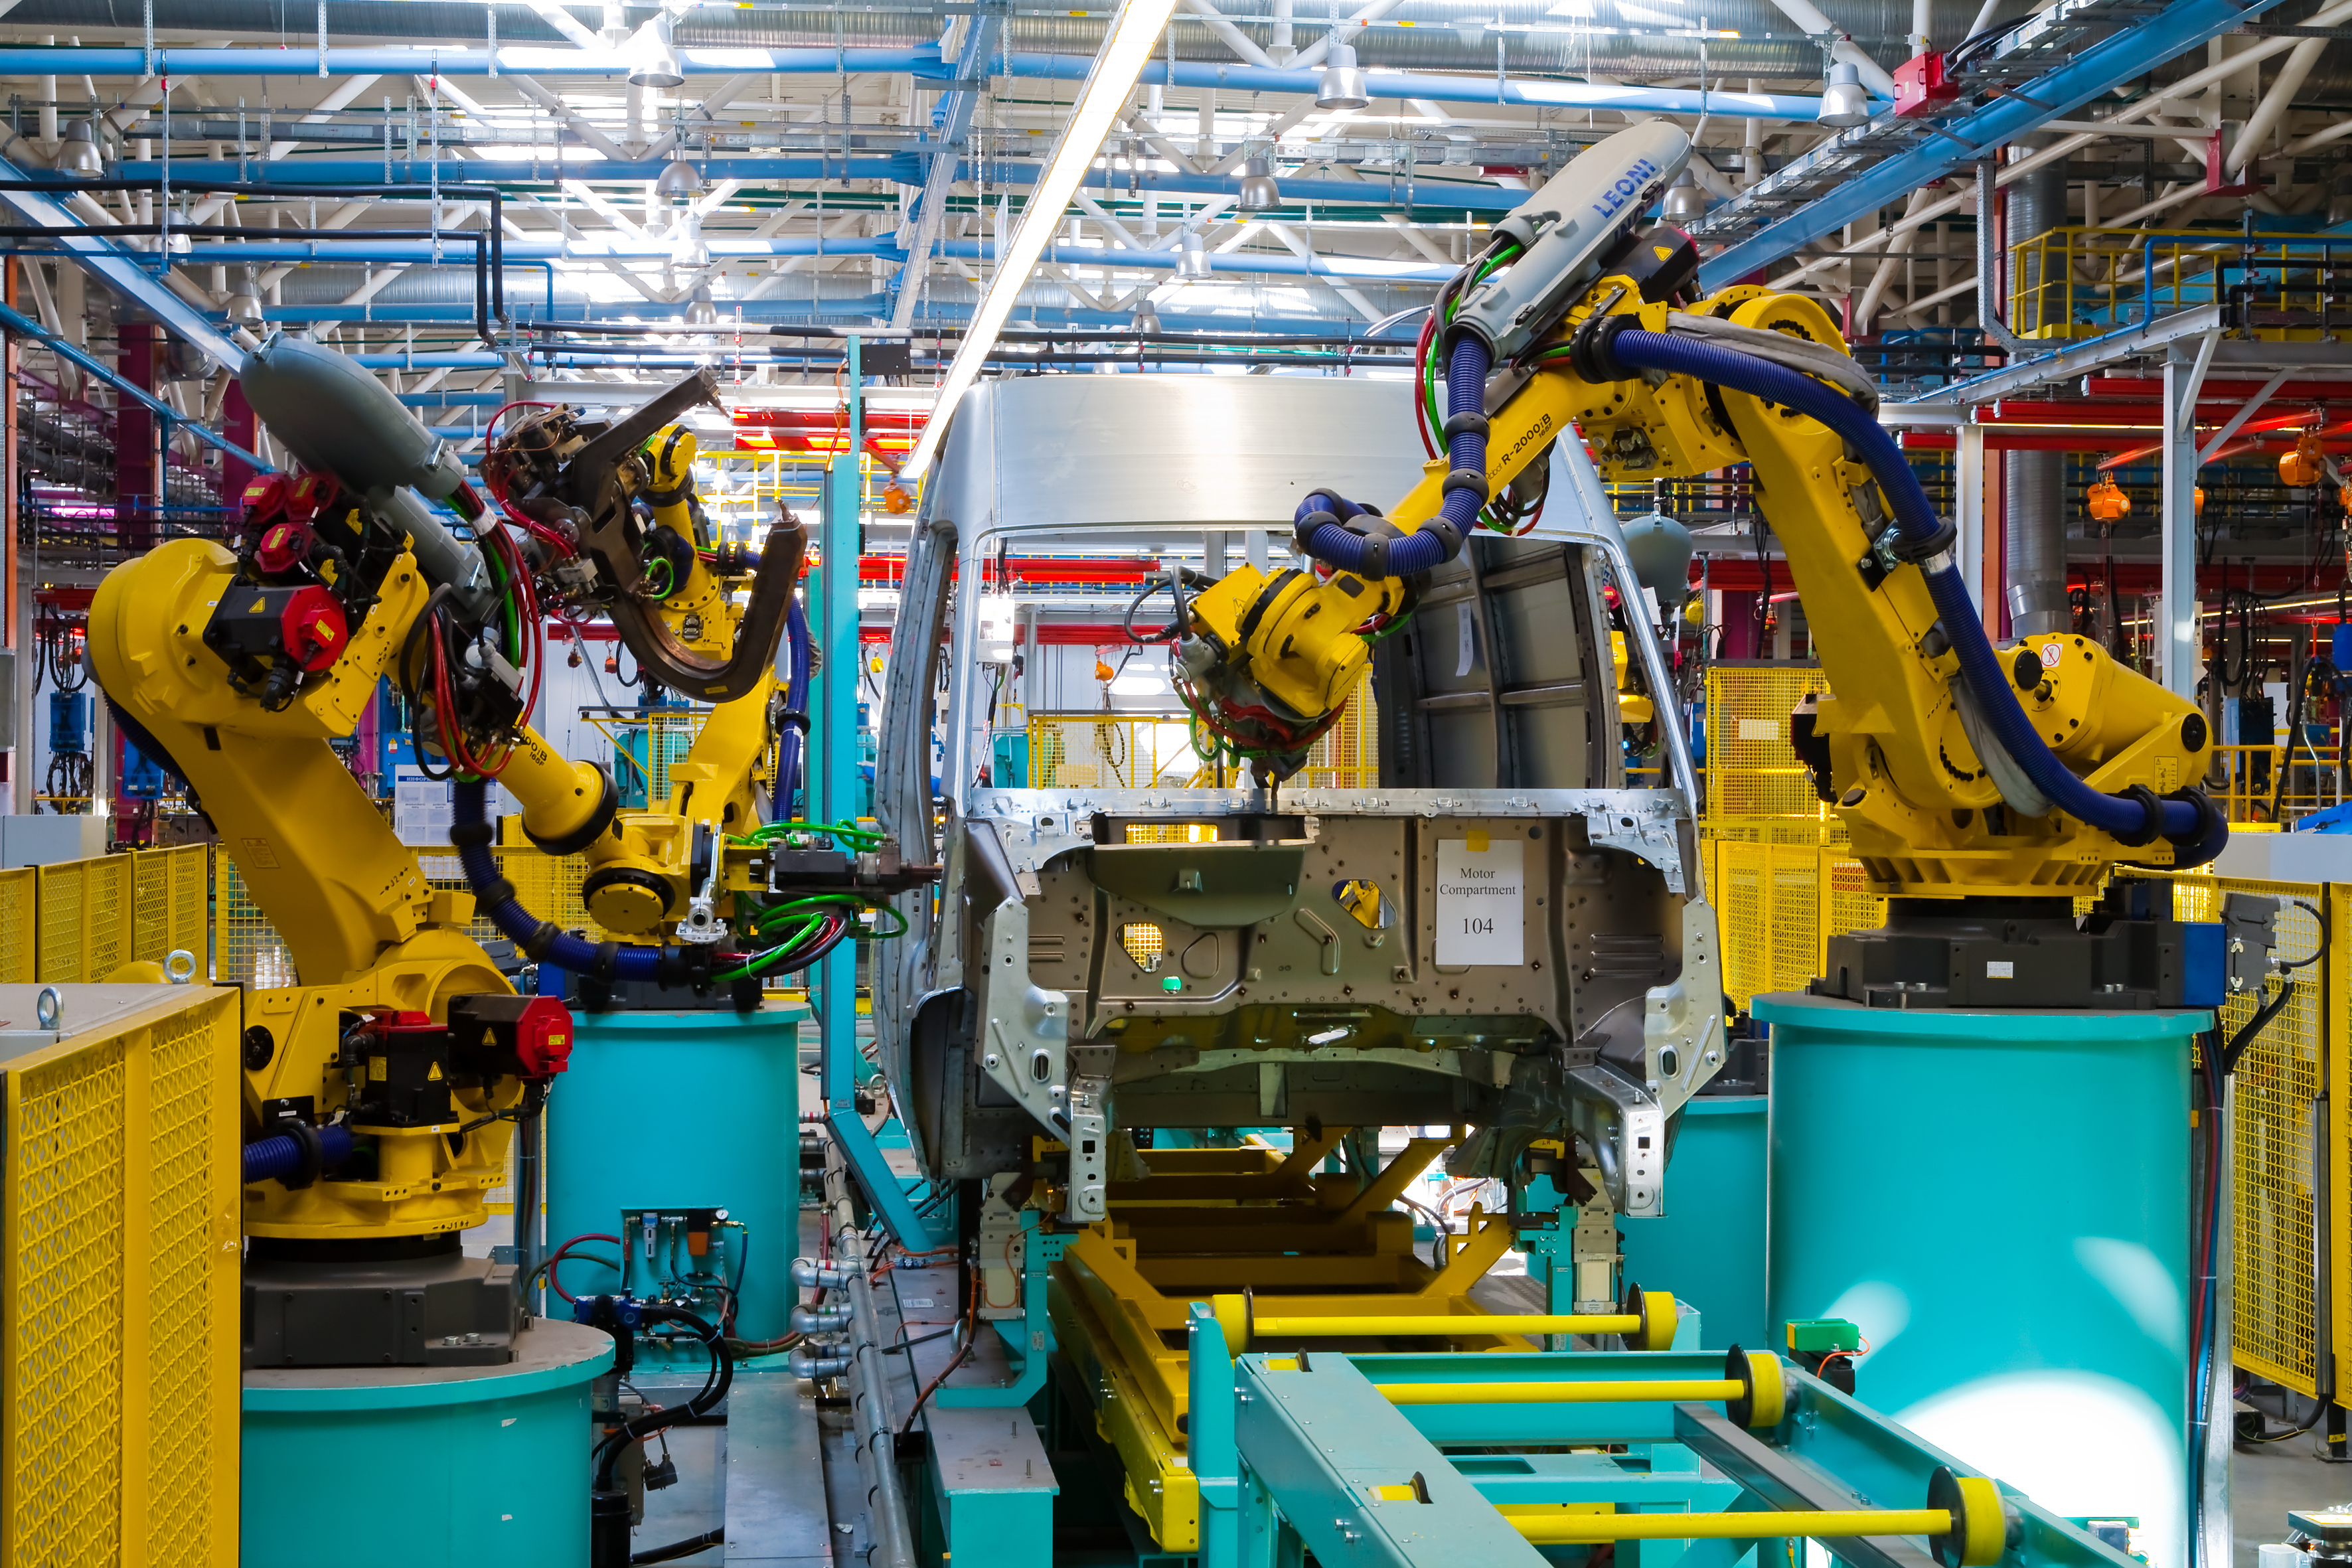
[1591,327,2224,865]
[2221,980,2297,1075]
[633,1531,724,1565]
[592,1304,733,1490]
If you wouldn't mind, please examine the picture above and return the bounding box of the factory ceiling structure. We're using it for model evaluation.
[0,0,2343,494]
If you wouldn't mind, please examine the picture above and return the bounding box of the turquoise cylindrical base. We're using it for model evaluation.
[1753,992,2205,1568]
[242,1320,612,1567]
[546,1002,809,1349]
[1620,1095,1767,1350]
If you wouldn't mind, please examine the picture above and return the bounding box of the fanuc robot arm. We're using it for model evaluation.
[90,335,628,1366]
[482,408,933,1001]
[91,334,929,1364]
[1173,122,2226,993]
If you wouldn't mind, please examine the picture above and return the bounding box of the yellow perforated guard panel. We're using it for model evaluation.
[128,846,210,975]
[212,856,295,989]
[0,870,32,984]
[222,842,623,986]
[1705,830,1885,1010]
[1705,665,1832,821]
[33,856,135,984]
[2167,878,2325,1395]
[0,985,239,1566]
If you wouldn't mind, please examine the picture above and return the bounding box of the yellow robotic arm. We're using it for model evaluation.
[573,423,802,946]
[1174,122,2225,1003]
[91,493,601,1366]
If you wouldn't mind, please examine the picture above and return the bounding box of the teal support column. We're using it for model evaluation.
[811,337,937,1248]
[1189,1303,1241,1568]
[815,335,862,1103]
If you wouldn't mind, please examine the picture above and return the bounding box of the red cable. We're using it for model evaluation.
[487,522,546,728]
[1411,307,1440,459]
[431,613,510,779]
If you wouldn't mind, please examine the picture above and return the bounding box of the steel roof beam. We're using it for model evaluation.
[1691,0,2294,289]
[0,154,248,373]
[887,1,1007,329]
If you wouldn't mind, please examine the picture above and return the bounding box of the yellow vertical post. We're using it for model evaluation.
[2333,881,2351,1403]
[119,1013,152,1564]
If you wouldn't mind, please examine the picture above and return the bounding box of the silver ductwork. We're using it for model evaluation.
[2002,150,2071,640]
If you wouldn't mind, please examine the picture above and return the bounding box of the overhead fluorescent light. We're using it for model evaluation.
[902,0,1183,479]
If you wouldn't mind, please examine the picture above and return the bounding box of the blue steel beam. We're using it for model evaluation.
[0,300,270,474]
[117,157,1532,215]
[0,44,1831,121]
[150,234,1450,284]
[888,2,1008,329]
[1691,0,2290,289]
[0,155,248,372]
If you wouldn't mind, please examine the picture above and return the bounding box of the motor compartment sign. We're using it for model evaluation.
[1435,837,1526,965]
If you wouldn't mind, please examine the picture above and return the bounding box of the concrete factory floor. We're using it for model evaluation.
[2235,1439,2349,1562]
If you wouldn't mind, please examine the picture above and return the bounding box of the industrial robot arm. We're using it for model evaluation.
[1176,121,2225,901]
[481,373,802,701]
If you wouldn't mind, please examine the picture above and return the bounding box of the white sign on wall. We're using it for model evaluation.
[1435,837,1525,966]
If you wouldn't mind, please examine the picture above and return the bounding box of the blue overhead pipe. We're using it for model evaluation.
[0,44,1833,121]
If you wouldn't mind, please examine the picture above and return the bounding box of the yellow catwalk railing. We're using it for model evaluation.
[2008,226,2352,341]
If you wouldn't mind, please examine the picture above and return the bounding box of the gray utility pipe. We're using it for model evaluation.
[844,1265,919,1568]
[2001,149,2071,639]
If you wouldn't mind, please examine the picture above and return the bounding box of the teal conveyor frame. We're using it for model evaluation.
[1183,1306,2142,1568]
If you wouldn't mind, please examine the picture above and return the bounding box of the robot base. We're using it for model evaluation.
[1814,895,2210,1010]
[244,1233,522,1368]
[242,1318,612,1568]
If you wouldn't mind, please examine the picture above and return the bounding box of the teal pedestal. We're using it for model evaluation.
[546,1002,810,1346]
[242,1320,612,1566]
[1754,992,2205,1568]
[1619,1095,1768,1350]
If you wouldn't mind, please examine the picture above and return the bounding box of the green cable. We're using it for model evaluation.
[738,819,888,849]
[714,914,826,982]
[477,527,523,665]
[1421,244,1522,435]
[747,893,908,941]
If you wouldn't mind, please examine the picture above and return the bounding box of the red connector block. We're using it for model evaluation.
[1893,52,1958,118]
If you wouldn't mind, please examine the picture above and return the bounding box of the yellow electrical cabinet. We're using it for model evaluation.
[0,983,242,1567]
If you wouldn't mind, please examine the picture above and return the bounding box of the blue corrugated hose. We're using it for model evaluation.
[242,1122,354,1183]
[453,779,674,979]
[1602,327,2219,862]
[1294,335,1493,577]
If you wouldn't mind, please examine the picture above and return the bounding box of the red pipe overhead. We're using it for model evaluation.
[858,624,1138,646]
[856,554,1165,586]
